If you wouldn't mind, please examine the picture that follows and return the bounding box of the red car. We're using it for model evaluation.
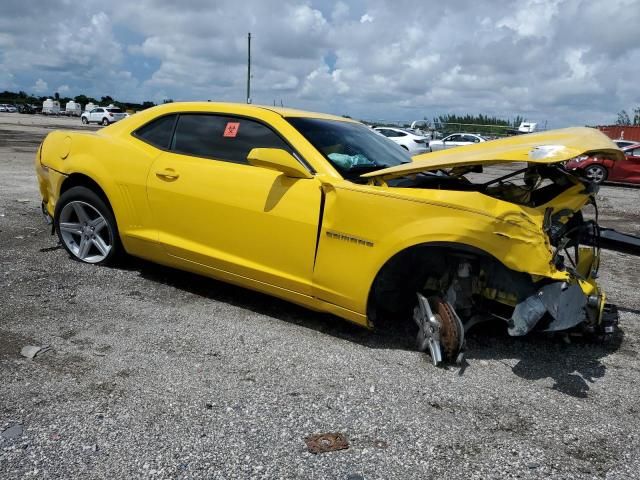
[566,142,640,184]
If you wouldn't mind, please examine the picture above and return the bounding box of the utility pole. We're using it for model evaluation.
[246,32,251,104]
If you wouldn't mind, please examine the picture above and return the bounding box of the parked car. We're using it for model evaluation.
[19,104,41,114]
[614,139,637,149]
[35,103,619,366]
[373,126,429,154]
[81,107,127,126]
[2,104,18,113]
[429,133,486,152]
[565,143,640,184]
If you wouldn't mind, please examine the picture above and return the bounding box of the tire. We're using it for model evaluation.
[585,164,607,184]
[54,186,122,265]
[101,117,110,126]
[81,116,88,124]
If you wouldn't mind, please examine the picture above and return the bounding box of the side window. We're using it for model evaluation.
[446,135,461,142]
[395,131,408,137]
[134,114,177,149]
[377,129,392,137]
[171,114,290,164]
[464,135,480,143]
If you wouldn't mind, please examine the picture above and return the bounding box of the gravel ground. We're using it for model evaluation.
[1,112,639,479]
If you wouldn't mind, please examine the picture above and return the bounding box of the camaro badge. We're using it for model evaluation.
[326,230,374,247]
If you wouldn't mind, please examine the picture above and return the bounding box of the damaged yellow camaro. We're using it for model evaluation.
[35,102,621,365]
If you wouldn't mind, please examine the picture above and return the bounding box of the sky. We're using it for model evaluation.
[1,0,639,126]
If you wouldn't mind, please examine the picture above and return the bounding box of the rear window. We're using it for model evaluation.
[106,108,123,113]
[171,114,290,164]
[133,114,177,149]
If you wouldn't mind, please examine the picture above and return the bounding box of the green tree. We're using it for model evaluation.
[616,110,631,126]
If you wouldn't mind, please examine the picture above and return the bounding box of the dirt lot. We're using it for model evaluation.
[1,112,640,479]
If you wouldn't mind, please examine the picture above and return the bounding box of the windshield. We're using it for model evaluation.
[287,117,411,179]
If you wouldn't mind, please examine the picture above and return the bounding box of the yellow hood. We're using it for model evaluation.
[362,127,622,180]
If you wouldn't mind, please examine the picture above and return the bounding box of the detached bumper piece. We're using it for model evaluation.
[509,282,618,337]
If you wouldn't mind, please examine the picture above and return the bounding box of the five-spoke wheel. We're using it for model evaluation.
[55,186,121,264]
[584,164,607,184]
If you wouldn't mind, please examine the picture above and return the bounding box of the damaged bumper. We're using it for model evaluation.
[508,280,617,337]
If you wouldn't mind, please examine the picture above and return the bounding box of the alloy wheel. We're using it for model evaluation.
[58,201,113,263]
[585,165,606,184]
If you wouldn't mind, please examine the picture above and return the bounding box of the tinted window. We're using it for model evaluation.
[134,114,177,149]
[106,108,123,113]
[171,114,290,163]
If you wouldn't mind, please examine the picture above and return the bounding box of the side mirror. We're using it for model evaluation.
[247,148,313,179]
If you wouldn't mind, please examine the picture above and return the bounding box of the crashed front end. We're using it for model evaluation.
[363,127,632,364]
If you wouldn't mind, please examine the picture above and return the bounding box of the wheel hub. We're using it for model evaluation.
[414,293,465,366]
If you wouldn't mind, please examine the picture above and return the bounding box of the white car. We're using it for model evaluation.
[614,139,637,149]
[0,104,17,113]
[373,127,429,154]
[429,133,486,152]
[81,107,127,126]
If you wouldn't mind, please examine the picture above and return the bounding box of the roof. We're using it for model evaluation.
[362,127,624,180]
[138,101,354,122]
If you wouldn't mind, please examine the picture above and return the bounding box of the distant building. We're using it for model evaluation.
[596,125,640,142]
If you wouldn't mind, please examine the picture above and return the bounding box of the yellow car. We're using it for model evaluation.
[35,102,621,365]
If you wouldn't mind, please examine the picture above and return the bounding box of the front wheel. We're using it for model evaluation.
[54,186,121,265]
[81,116,88,124]
[101,117,110,126]
[585,164,607,184]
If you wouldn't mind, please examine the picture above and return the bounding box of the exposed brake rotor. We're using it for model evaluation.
[413,293,465,366]
[435,298,465,361]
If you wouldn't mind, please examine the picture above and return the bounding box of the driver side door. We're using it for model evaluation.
[145,113,322,296]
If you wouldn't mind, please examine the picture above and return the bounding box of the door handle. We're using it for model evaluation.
[155,168,180,180]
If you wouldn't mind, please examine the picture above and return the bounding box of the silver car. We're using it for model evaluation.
[429,133,486,152]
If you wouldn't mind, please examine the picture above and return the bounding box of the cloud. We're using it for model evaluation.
[33,79,48,93]
[0,0,638,126]
[359,13,373,23]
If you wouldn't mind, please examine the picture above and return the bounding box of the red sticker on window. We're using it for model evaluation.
[223,122,240,138]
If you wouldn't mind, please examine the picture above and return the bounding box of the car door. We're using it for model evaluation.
[610,147,640,183]
[90,108,102,122]
[442,134,463,150]
[146,113,321,296]
[463,135,481,145]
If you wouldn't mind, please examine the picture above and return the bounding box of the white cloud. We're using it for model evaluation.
[0,0,639,126]
[33,78,48,93]
[359,13,373,23]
